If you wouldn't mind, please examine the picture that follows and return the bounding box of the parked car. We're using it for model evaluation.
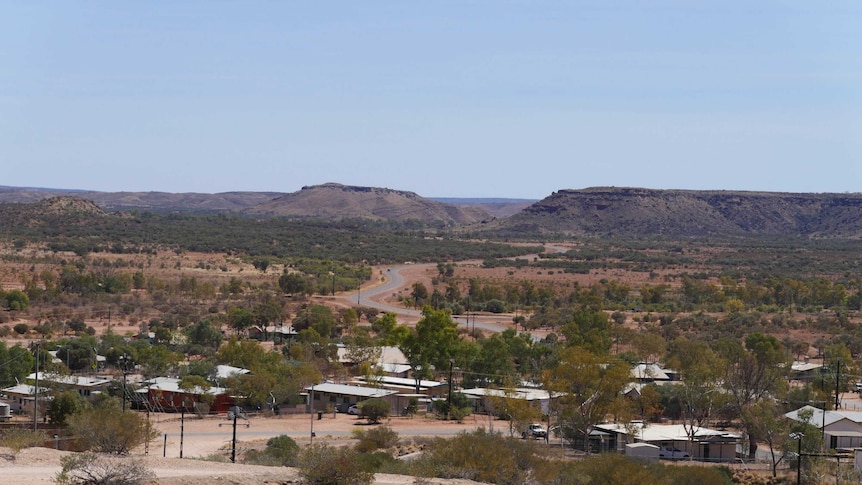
[347,404,361,415]
[658,447,690,460]
[522,423,548,439]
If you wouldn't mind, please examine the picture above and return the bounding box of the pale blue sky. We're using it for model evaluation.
[1,1,860,198]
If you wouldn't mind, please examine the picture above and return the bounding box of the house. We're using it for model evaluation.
[27,372,111,401]
[790,361,824,382]
[305,382,399,413]
[137,376,233,414]
[337,346,408,368]
[0,383,50,415]
[355,375,449,398]
[631,363,678,383]
[459,387,552,415]
[593,422,741,461]
[248,324,298,343]
[785,405,862,450]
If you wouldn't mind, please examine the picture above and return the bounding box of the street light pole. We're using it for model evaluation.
[790,432,804,485]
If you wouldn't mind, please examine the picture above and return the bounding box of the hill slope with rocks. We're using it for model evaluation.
[489,187,862,238]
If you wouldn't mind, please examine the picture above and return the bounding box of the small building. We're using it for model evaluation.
[138,377,232,414]
[0,383,50,415]
[305,382,399,413]
[27,372,111,401]
[790,361,824,382]
[785,405,862,450]
[355,375,449,398]
[594,423,741,462]
[626,442,660,462]
[459,387,552,415]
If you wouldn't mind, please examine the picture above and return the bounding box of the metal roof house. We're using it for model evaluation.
[305,382,399,413]
[593,422,741,461]
[785,405,862,450]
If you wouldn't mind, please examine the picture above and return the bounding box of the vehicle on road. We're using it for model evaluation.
[522,423,547,439]
[658,447,690,460]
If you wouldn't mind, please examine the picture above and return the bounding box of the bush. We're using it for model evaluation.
[409,429,538,485]
[298,444,374,485]
[359,397,390,424]
[353,425,399,453]
[54,452,154,485]
[0,428,47,455]
[244,434,300,467]
[68,398,158,454]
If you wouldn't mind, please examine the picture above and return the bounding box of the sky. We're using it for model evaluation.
[1,1,860,199]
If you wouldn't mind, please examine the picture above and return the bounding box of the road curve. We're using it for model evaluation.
[337,264,509,334]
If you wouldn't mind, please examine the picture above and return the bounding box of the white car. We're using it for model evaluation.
[522,423,548,439]
[347,404,361,415]
[659,447,690,460]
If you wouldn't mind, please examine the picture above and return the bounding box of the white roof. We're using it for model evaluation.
[337,346,407,365]
[785,405,862,428]
[28,372,111,388]
[791,361,823,372]
[375,363,412,375]
[357,375,445,389]
[1,384,46,396]
[215,365,251,379]
[459,387,551,401]
[596,422,740,442]
[140,377,226,396]
[631,363,673,381]
[305,382,397,398]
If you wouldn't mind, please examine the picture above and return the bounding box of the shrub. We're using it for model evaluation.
[359,397,390,424]
[244,434,300,467]
[0,428,47,456]
[409,429,538,485]
[54,453,154,485]
[353,425,399,453]
[298,444,374,485]
[68,398,158,454]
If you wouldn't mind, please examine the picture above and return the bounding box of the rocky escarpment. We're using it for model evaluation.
[493,187,862,238]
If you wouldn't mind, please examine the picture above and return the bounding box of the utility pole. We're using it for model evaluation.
[835,359,842,410]
[33,343,39,432]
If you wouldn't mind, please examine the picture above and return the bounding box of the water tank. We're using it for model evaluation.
[0,402,11,420]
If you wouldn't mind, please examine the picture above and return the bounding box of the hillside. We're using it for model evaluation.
[0,186,282,213]
[489,187,862,238]
[243,183,493,224]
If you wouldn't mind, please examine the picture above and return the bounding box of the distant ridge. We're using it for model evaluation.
[243,183,492,224]
[489,187,862,238]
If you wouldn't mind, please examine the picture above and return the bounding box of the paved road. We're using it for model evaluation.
[337,263,510,334]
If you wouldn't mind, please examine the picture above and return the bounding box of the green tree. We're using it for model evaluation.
[3,289,29,311]
[397,307,460,390]
[227,306,254,335]
[717,333,788,458]
[666,337,725,447]
[48,391,85,426]
[184,318,223,353]
[543,347,631,451]
[743,399,788,477]
[560,309,612,355]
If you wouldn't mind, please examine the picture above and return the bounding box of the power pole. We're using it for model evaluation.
[33,343,39,432]
[835,359,842,410]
